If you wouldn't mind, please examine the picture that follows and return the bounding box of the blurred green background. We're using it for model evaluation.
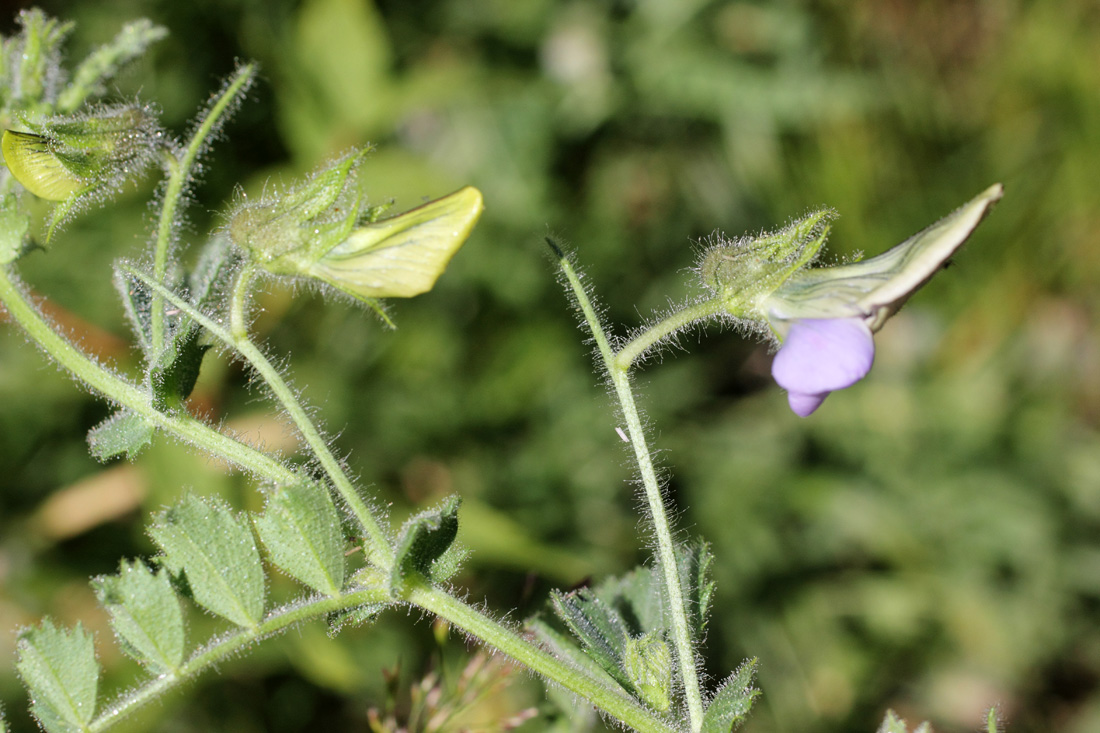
[1,0,1098,731]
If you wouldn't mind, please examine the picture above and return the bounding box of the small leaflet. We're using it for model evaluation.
[92,559,185,674]
[255,481,346,598]
[15,620,100,733]
[150,495,266,629]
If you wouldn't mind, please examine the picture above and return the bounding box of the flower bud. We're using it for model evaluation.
[228,150,369,275]
[3,104,162,201]
[698,208,834,314]
[229,150,484,310]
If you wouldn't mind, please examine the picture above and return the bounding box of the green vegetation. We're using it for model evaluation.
[1,1,1097,731]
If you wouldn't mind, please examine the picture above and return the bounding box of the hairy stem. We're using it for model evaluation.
[553,244,706,730]
[614,296,725,372]
[88,585,391,732]
[129,264,394,565]
[407,579,678,733]
[150,63,255,353]
[0,264,294,483]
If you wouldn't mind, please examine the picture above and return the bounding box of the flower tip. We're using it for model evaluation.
[787,391,827,417]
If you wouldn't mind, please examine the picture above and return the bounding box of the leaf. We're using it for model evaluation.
[92,560,185,674]
[623,632,672,712]
[391,495,461,592]
[0,193,31,265]
[551,589,633,691]
[255,481,346,597]
[113,267,155,354]
[701,658,759,733]
[149,320,209,412]
[15,619,99,733]
[150,495,266,628]
[328,604,389,635]
[87,409,154,461]
[527,617,626,692]
[188,233,241,312]
[678,541,716,641]
[58,19,169,112]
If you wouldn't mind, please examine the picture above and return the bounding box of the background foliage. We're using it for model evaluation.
[1,1,1098,731]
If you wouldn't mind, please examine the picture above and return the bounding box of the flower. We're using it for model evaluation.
[770,317,874,416]
[228,150,483,322]
[762,183,1004,416]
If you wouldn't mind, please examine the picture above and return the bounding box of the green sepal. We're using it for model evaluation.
[57,19,168,112]
[255,481,346,597]
[150,495,266,629]
[0,193,32,264]
[92,559,185,674]
[623,632,672,712]
[551,588,633,691]
[14,619,99,733]
[228,149,370,269]
[86,409,154,461]
[876,710,932,733]
[699,208,834,314]
[701,658,760,733]
[390,495,461,593]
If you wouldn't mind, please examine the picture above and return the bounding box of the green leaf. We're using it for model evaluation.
[113,267,155,354]
[390,495,461,592]
[255,481,346,597]
[0,193,31,265]
[678,541,716,641]
[328,603,389,635]
[15,619,99,733]
[623,632,672,712]
[551,589,633,691]
[149,320,210,412]
[150,495,266,628]
[92,560,185,674]
[87,409,154,461]
[58,19,169,112]
[527,617,626,693]
[701,658,759,733]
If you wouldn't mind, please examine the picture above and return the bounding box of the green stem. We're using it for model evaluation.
[88,585,391,732]
[554,248,706,731]
[150,63,255,353]
[0,264,294,484]
[129,263,394,567]
[407,580,677,733]
[614,296,725,372]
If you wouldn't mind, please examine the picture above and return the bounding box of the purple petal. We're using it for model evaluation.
[771,318,875,416]
[786,391,828,417]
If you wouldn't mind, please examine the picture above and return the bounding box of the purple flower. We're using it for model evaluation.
[770,317,875,417]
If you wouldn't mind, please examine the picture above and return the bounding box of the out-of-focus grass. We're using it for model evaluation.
[2,1,1099,731]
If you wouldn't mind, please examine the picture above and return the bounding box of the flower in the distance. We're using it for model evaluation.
[763,184,1004,416]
